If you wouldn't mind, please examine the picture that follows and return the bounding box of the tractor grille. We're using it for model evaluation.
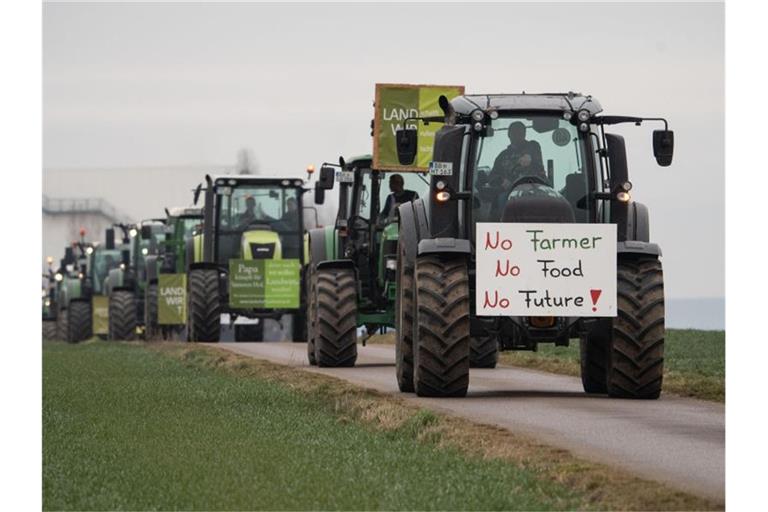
[250,242,276,259]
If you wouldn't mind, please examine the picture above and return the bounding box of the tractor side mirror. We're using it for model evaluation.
[396,129,418,165]
[318,165,335,190]
[652,129,674,166]
[105,228,115,250]
[314,182,326,205]
[140,225,153,240]
[193,183,203,205]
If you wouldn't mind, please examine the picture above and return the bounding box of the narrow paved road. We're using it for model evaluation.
[208,342,724,502]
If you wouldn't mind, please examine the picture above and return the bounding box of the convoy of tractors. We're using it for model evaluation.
[42,85,675,400]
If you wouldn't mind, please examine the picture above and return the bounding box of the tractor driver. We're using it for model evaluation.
[238,196,274,228]
[380,174,418,222]
[483,121,546,219]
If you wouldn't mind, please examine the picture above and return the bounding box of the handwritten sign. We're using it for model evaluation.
[159,273,187,325]
[475,223,616,317]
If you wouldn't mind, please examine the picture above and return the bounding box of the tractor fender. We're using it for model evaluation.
[316,259,355,272]
[625,201,651,242]
[189,262,220,272]
[308,226,336,266]
[617,241,662,258]
[397,201,420,266]
[418,238,472,256]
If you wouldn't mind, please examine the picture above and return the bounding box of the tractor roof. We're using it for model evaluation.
[345,154,372,166]
[452,93,603,116]
[167,206,202,218]
[210,175,305,187]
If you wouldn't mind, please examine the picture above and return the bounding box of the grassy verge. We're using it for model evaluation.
[370,329,725,402]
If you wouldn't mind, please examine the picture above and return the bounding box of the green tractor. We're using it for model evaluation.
[306,155,429,367]
[394,92,673,398]
[186,175,308,342]
[53,236,94,343]
[144,206,203,340]
[85,228,125,338]
[105,221,166,340]
[42,256,58,340]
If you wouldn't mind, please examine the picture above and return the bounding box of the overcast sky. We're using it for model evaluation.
[43,2,724,300]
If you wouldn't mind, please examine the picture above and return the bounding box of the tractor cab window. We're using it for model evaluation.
[92,250,120,294]
[179,217,201,238]
[352,167,428,225]
[472,114,590,223]
[216,183,302,262]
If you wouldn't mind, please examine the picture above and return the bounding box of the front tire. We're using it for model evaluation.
[315,267,357,367]
[306,267,317,366]
[395,241,415,392]
[413,256,470,397]
[109,291,137,341]
[67,300,92,343]
[188,269,221,342]
[580,322,609,394]
[469,336,498,368]
[43,320,57,341]
[56,309,68,341]
[144,283,159,341]
[606,257,665,399]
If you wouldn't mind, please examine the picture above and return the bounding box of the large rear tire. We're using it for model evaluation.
[43,320,57,341]
[580,322,609,394]
[306,267,317,366]
[395,241,415,392]
[607,257,665,399]
[469,336,498,368]
[315,267,357,367]
[234,323,264,342]
[109,291,137,341]
[144,283,159,341]
[56,309,68,341]
[67,300,92,343]
[413,256,470,397]
[188,269,221,342]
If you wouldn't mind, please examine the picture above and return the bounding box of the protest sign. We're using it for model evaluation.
[229,259,300,309]
[475,223,617,317]
[159,273,187,325]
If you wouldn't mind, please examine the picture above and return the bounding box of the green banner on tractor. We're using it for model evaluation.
[229,259,300,309]
[158,273,187,325]
[373,83,465,171]
[92,296,109,335]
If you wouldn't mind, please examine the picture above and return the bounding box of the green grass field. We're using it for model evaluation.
[501,329,725,401]
[44,342,586,511]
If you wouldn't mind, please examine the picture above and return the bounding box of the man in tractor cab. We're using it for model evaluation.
[483,121,547,219]
[380,174,419,221]
[238,195,274,227]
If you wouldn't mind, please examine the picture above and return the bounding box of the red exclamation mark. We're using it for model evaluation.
[590,289,602,312]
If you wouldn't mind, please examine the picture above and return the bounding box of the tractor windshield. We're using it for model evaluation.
[216,183,303,261]
[353,169,428,224]
[472,114,591,223]
[92,249,121,294]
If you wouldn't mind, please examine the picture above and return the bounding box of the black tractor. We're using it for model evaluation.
[395,92,673,398]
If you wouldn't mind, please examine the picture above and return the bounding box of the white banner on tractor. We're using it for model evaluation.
[475,223,617,317]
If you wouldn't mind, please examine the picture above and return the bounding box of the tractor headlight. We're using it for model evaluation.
[46,256,53,265]
[616,191,631,202]
[120,263,126,270]
[621,181,633,191]
[281,179,290,186]
[142,248,149,256]
[45,299,51,307]
[577,109,591,122]
[563,111,573,121]
[41,289,47,298]
[471,110,484,122]
[473,122,483,132]
[578,122,589,132]
[436,190,451,202]
[435,180,446,190]
[54,273,63,282]
[386,258,397,271]
[78,272,84,279]
[129,228,138,238]
[85,246,94,255]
